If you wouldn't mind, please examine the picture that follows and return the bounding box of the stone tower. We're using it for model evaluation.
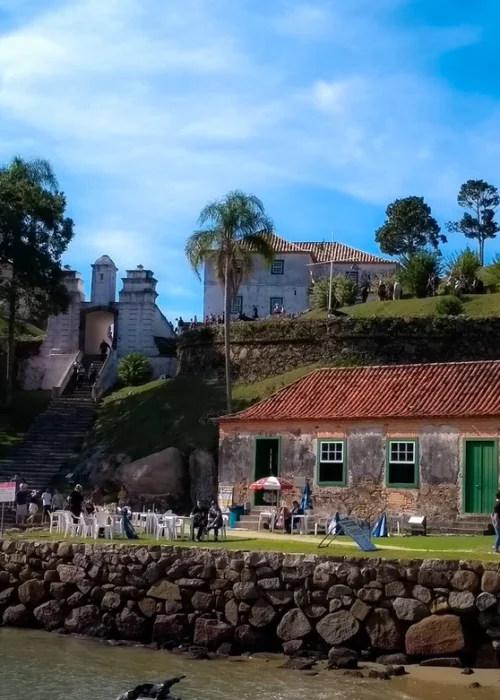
[90,255,117,305]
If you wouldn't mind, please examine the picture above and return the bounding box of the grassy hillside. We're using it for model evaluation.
[305,292,500,319]
[87,364,326,460]
[0,315,45,339]
[0,391,51,459]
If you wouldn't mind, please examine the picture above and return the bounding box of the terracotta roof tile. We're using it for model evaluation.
[220,361,500,423]
[296,241,391,264]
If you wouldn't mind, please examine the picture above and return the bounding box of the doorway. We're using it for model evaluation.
[253,438,280,506]
[464,440,498,514]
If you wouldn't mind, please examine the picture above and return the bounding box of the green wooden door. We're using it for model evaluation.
[464,440,498,514]
[253,438,280,506]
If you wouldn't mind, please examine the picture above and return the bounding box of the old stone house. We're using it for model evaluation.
[218,360,500,526]
[203,233,395,319]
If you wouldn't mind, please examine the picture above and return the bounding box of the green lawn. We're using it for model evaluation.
[8,531,500,562]
[0,391,51,459]
[304,292,500,319]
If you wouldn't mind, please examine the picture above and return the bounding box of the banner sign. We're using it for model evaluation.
[218,486,234,511]
[0,482,16,503]
[338,516,378,552]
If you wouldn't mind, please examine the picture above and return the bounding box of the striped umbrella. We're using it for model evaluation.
[249,476,294,491]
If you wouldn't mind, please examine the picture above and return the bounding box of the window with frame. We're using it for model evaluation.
[387,440,418,487]
[317,440,346,485]
[271,259,284,275]
[231,295,243,314]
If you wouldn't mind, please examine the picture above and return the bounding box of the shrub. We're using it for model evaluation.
[310,275,357,310]
[117,353,153,386]
[481,254,500,292]
[435,295,464,316]
[445,248,481,284]
[399,251,441,298]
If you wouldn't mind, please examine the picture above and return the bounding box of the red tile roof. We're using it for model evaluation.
[296,241,391,264]
[220,361,500,423]
[242,233,391,263]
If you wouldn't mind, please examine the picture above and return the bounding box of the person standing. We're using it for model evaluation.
[393,280,402,300]
[52,489,64,511]
[41,489,52,522]
[492,492,500,554]
[15,484,29,524]
[88,363,98,386]
[378,281,386,301]
[252,305,259,319]
[91,486,104,509]
[68,484,85,520]
[361,282,370,303]
[99,339,110,362]
[27,491,40,524]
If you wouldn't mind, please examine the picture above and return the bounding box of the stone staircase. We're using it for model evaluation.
[0,356,103,523]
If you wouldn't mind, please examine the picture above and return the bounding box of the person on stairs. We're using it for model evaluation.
[88,363,98,386]
[76,362,86,389]
[99,339,110,362]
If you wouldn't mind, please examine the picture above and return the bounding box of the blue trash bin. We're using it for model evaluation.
[229,507,239,529]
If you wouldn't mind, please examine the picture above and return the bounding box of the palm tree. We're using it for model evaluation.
[0,157,59,405]
[186,190,274,413]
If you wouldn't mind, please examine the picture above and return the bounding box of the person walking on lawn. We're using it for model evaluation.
[493,492,500,554]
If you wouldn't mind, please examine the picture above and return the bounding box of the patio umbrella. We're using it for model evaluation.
[249,476,293,507]
[300,481,312,511]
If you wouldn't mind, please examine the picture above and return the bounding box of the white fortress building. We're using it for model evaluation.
[203,234,395,318]
[23,256,175,393]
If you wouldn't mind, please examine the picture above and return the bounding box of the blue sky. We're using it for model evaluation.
[0,0,499,319]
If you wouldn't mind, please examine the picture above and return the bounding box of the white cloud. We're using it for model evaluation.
[0,0,496,315]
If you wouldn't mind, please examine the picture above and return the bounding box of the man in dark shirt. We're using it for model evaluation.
[493,492,500,554]
[15,485,28,524]
[68,484,85,521]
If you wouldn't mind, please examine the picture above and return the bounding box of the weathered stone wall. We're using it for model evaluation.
[2,539,500,665]
[218,419,484,524]
[177,317,500,382]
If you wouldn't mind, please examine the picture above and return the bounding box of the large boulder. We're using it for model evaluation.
[115,447,188,498]
[392,598,430,622]
[64,605,102,635]
[115,609,149,640]
[405,615,465,656]
[188,449,217,503]
[276,609,312,641]
[249,599,277,628]
[147,580,181,601]
[153,614,190,645]
[34,601,64,631]
[316,611,360,646]
[3,604,35,627]
[366,608,403,651]
[193,618,234,650]
[18,579,46,607]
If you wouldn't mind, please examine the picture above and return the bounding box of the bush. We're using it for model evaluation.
[435,295,464,316]
[445,248,481,284]
[399,251,441,298]
[310,275,357,310]
[117,353,153,386]
[481,254,500,292]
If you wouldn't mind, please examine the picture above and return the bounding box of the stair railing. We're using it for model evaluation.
[51,351,83,398]
[92,349,118,401]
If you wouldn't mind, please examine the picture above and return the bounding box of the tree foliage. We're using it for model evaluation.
[311,275,358,310]
[444,248,481,284]
[117,353,153,386]
[398,251,441,298]
[375,196,445,256]
[185,190,274,413]
[447,180,500,265]
[0,157,74,404]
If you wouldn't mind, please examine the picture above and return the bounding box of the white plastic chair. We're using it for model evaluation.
[49,510,65,534]
[93,511,113,539]
[62,511,79,538]
[258,510,275,531]
[156,516,173,541]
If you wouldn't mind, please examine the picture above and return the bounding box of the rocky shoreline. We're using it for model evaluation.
[2,540,500,669]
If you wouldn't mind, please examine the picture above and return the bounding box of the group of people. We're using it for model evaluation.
[72,361,100,389]
[190,500,223,541]
[376,279,403,302]
[15,484,65,524]
[443,274,484,296]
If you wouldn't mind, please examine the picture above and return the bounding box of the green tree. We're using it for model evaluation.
[447,180,500,266]
[375,196,445,256]
[444,248,481,285]
[185,190,274,413]
[399,250,441,298]
[0,157,74,405]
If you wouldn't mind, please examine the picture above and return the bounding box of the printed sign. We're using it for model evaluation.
[338,516,378,552]
[218,486,234,511]
[0,482,16,503]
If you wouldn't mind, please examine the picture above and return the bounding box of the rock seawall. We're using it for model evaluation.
[1,540,500,665]
[177,317,500,382]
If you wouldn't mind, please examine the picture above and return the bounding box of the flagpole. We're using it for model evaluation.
[327,230,334,312]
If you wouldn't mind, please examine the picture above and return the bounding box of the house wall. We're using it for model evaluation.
[203,253,312,318]
[218,418,500,524]
[310,261,396,284]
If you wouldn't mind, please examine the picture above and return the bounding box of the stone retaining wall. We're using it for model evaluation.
[177,317,500,383]
[1,540,500,665]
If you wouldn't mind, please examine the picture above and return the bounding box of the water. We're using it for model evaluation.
[0,628,495,700]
